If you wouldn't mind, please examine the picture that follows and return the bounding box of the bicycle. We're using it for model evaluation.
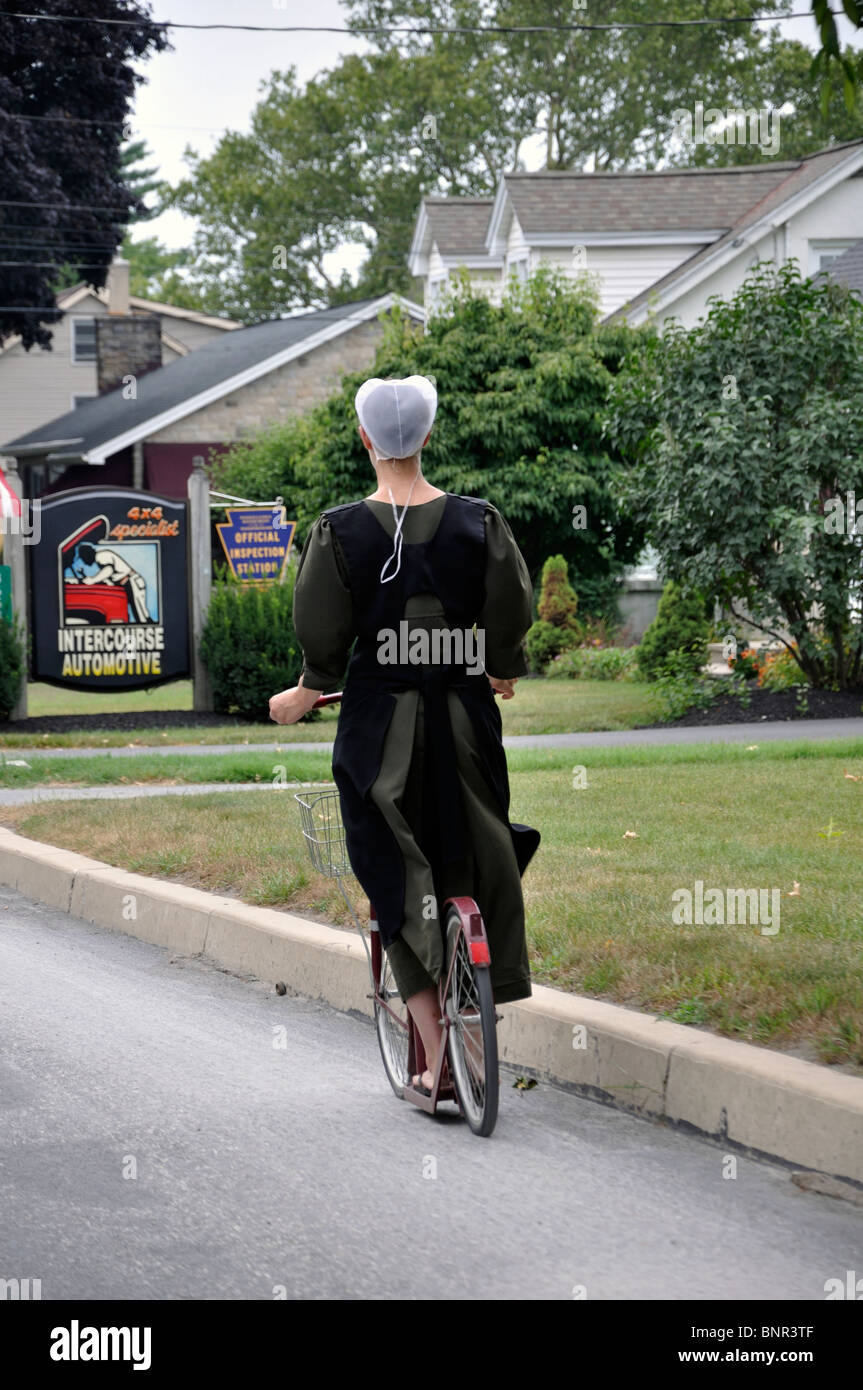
[294,691,500,1137]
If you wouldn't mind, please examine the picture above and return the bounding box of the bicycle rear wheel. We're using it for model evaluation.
[442,903,499,1136]
[374,949,410,1099]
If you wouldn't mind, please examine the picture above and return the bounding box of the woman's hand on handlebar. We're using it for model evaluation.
[488,675,518,700]
[269,675,322,725]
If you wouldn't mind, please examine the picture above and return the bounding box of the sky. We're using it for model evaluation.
[128,0,861,285]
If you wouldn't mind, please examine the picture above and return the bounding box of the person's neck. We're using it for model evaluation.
[367,462,444,507]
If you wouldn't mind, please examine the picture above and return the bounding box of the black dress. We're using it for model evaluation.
[293,491,539,1004]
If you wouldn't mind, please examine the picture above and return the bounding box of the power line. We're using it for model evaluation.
[0,200,134,213]
[0,10,826,34]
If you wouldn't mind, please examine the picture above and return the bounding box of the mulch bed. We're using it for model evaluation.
[0,709,275,735]
[651,685,863,728]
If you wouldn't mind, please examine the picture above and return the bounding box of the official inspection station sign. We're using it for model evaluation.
[215,505,295,581]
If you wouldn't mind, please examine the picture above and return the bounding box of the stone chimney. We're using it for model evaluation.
[96,258,162,395]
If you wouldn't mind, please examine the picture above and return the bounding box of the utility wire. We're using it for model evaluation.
[1,9,826,34]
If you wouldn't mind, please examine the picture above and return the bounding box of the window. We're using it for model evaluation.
[71,317,97,362]
[70,393,95,409]
[808,241,857,275]
[509,256,528,282]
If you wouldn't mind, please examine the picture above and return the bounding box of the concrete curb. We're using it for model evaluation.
[1,825,862,1183]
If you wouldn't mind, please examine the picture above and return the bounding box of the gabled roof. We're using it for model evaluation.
[408,197,495,274]
[407,137,863,322]
[606,138,863,322]
[3,295,424,464]
[0,283,239,358]
[491,164,793,244]
[54,280,240,330]
[823,236,863,292]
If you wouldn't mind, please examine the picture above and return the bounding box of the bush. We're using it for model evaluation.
[525,619,579,672]
[199,570,317,721]
[525,553,583,672]
[547,645,638,680]
[0,615,25,720]
[757,644,809,690]
[728,645,763,681]
[652,666,724,722]
[636,581,711,683]
[537,554,581,632]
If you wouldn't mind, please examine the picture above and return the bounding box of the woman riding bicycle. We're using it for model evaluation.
[269,375,539,1099]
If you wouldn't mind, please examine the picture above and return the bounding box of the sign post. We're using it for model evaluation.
[2,459,28,720]
[188,456,213,712]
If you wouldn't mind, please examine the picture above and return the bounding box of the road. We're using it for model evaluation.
[1,883,860,1301]
[6,715,863,760]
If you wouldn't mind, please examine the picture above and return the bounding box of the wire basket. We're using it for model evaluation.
[294,787,353,879]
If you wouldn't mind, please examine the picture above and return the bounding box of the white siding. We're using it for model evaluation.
[652,171,863,329]
[0,294,232,444]
[539,243,707,317]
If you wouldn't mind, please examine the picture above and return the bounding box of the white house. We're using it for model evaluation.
[0,259,241,445]
[408,137,863,329]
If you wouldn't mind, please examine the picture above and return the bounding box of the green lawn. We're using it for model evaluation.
[0,677,660,748]
[5,735,863,1071]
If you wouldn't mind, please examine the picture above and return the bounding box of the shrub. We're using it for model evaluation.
[636,581,711,683]
[652,666,724,721]
[728,645,763,681]
[537,554,581,633]
[757,644,809,690]
[199,570,318,721]
[525,553,583,671]
[0,615,25,720]
[547,645,638,681]
[525,618,579,672]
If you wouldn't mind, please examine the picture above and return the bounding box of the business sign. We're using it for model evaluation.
[215,505,295,581]
[0,564,10,623]
[29,487,189,689]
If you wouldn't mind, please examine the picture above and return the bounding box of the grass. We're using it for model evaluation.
[4,735,863,1071]
[0,677,661,748]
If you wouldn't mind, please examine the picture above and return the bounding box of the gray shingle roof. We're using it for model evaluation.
[503,163,795,235]
[609,141,863,317]
[3,298,412,458]
[422,197,494,255]
[823,236,863,291]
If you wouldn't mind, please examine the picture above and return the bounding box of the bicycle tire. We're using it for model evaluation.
[374,950,410,1100]
[443,904,499,1136]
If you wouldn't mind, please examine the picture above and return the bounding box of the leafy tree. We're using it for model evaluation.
[163,0,849,319]
[605,260,863,690]
[209,416,317,517]
[0,1,169,348]
[809,0,863,108]
[291,266,645,611]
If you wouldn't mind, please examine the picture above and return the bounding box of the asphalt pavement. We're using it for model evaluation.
[1,882,860,1300]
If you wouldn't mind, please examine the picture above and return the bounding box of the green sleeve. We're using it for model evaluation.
[480,505,533,679]
[292,515,355,693]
